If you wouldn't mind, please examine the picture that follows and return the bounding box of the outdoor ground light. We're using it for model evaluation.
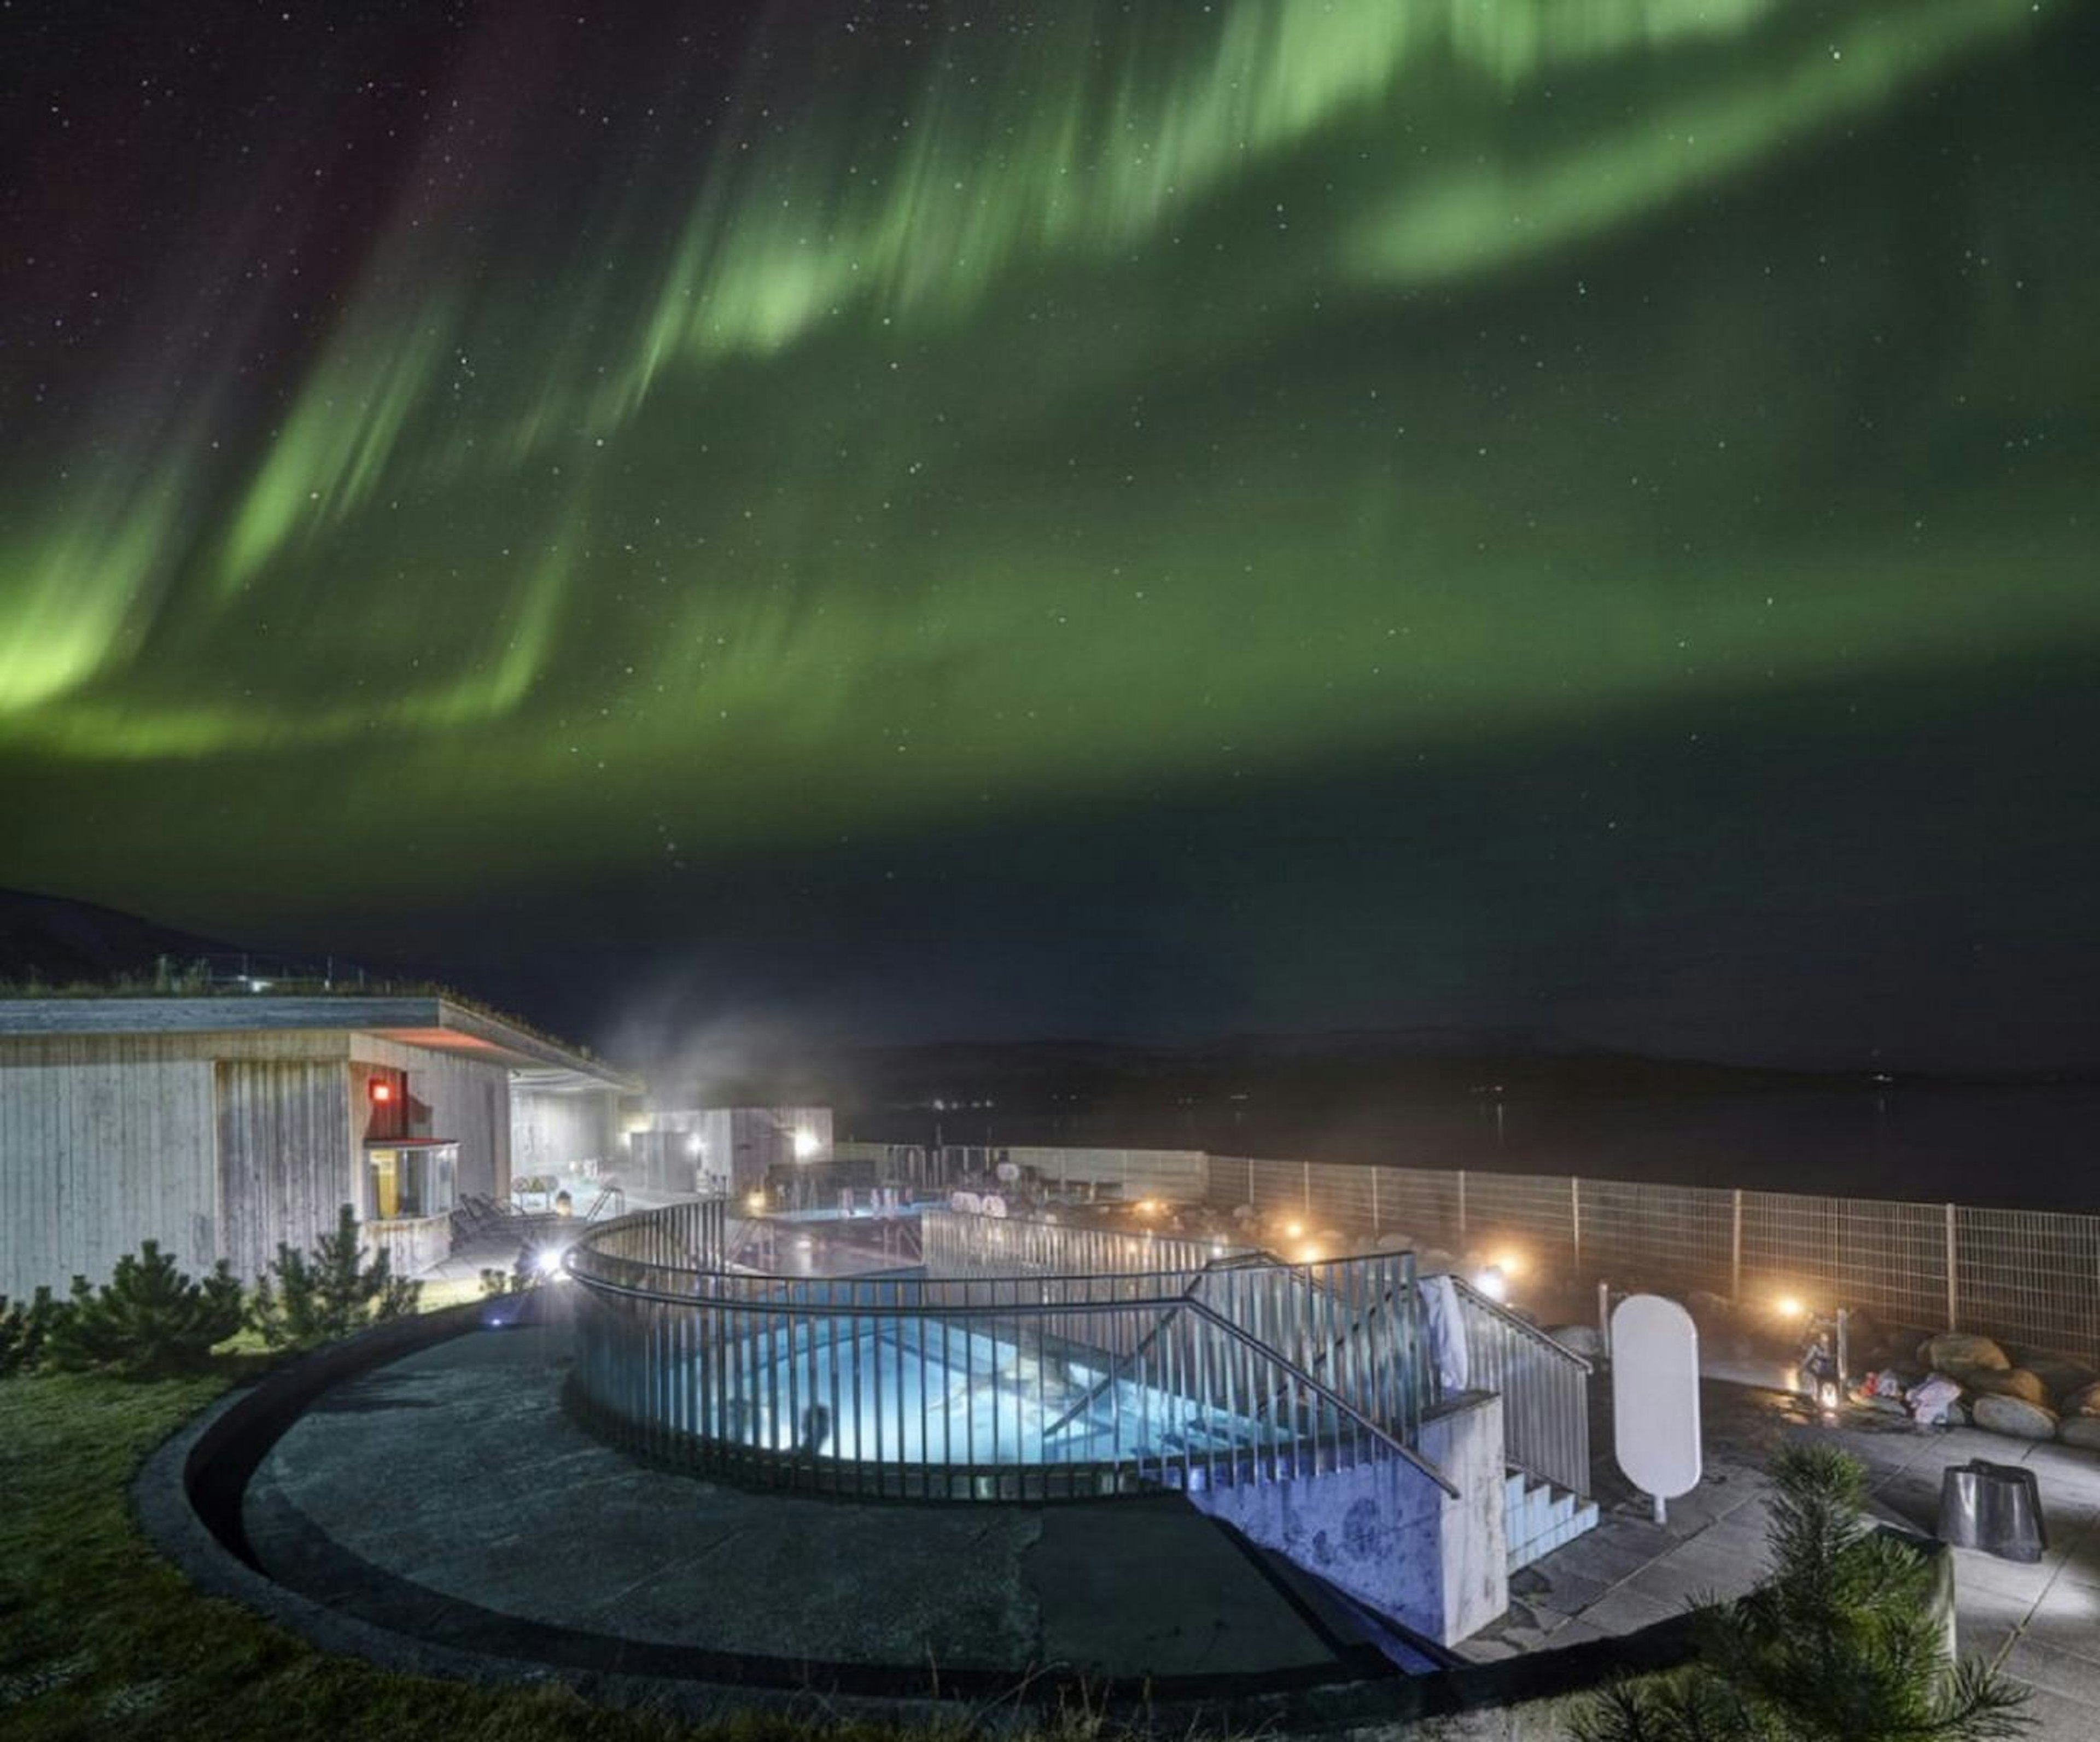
[792,1128,819,1160]
[1284,1220,1304,1239]
[1818,1380,1840,1415]
[1775,1295,1805,1319]
[746,1191,767,1213]
[1474,1264,1509,1303]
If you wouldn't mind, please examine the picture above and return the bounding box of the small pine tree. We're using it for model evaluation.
[247,1205,423,1350]
[43,1244,243,1378]
[0,1287,69,1377]
[1572,1442,2030,1742]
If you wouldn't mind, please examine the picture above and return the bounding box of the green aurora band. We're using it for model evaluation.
[2,0,2091,909]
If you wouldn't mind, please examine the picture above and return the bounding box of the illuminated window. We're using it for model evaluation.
[366,1143,458,1220]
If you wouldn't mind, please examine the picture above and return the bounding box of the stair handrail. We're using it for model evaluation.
[1177,1297,1457,1497]
[1037,1245,1348,1442]
[1444,1273,1595,1372]
[1443,1272,1592,1498]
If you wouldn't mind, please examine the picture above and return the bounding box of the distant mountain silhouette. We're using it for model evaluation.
[0,888,234,985]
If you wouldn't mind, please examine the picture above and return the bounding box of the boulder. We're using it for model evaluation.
[2022,1354,2093,1395]
[1374,1231,1413,1252]
[1971,1393,2059,1442]
[1548,1324,1606,1361]
[2062,1382,2100,1419]
[1419,1249,1460,1276]
[1921,1332,2011,1376]
[2058,1417,2100,1452]
[1968,1368,2054,1408]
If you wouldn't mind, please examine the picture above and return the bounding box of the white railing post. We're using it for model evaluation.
[1945,1203,1959,1331]
[1730,1188,1743,1301]
[1457,1170,1468,1241]
[1371,1165,1381,1231]
[1571,1176,1582,1275]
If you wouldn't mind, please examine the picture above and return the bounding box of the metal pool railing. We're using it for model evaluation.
[574,1194,728,1271]
[563,1202,1449,1502]
[919,1204,1234,1279]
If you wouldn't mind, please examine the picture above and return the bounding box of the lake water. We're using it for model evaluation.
[855,1084,2100,1214]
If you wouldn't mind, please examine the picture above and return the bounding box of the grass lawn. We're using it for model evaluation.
[0,1368,1046,1742]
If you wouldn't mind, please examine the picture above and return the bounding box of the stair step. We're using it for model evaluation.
[1502,1467,1601,1571]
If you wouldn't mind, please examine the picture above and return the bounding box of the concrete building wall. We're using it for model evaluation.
[710,1105,832,1195]
[214,1058,357,1284]
[1,1001,635,1294]
[510,1087,619,1184]
[0,1035,219,1298]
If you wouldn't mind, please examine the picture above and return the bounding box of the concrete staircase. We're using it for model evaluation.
[1504,1467,1599,1572]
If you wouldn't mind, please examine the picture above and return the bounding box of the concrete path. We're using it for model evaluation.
[243,1319,1385,1694]
[1467,1377,2100,1739]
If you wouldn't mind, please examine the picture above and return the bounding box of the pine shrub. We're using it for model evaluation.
[247,1205,423,1350]
[0,1286,69,1376]
[43,1245,243,1379]
[1572,1441,2030,1742]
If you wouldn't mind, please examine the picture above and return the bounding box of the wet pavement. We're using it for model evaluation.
[1467,1375,2100,1739]
[242,1315,1391,1695]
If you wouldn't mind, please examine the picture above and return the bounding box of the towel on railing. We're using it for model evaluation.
[1422,1272,1469,1393]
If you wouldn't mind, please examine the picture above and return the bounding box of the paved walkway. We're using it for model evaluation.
[243,1315,1392,1696]
[240,1273,2100,1733]
[1467,1377,2100,1739]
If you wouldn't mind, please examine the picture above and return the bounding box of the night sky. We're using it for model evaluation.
[3,1,2096,1069]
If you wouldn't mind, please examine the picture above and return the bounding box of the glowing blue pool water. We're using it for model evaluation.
[682,1318,1295,1467]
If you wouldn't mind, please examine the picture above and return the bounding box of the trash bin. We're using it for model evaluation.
[1939,1460,2048,1563]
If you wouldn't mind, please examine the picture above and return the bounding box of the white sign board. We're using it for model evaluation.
[1611,1294,1702,1508]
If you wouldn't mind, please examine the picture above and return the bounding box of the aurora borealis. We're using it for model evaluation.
[4,0,2096,1064]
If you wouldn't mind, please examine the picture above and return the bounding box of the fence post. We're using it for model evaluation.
[1371,1166,1380,1231]
[1302,1160,1312,1214]
[1944,1203,1959,1331]
[1730,1188,1743,1302]
[1571,1176,1583,1275]
[1457,1170,1468,1242]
